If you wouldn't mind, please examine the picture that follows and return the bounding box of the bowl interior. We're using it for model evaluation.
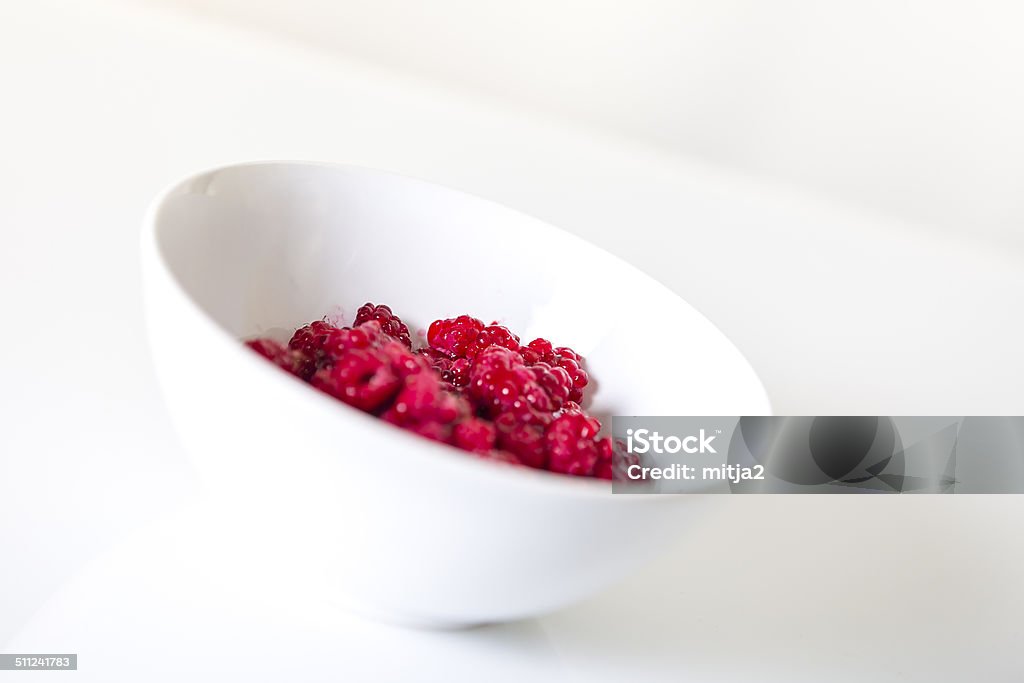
[152,162,769,418]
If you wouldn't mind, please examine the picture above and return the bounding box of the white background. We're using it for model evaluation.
[1,0,1022,680]
[139,0,1024,256]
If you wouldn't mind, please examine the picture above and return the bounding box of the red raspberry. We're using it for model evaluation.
[417,347,447,365]
[427,315,484,358]
[554,346,582,362]
[468,346,554,420]
[288,320,340,363]
[520,338,554,365]
[418,348,472,387]
[253,305,612,480]
[452,417,498,453]
[494,412,547,468]
[354,303,412,347]
[447,358,473,387]
[521,338,589,404]
[318,320,387,364]
[379,339,432,379]
[385,371,469,425]
[427,316,521,361]
[552,351,588,403]
[474,324,521,355]
[382,371,471,443]
[560,401,583,415]
[529,361,572,411]
[245,338,315,379]
[310,347,401,412]
[545,412,603,476]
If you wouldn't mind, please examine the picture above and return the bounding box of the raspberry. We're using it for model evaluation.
[385,371,469,425]
[494,412,547,468]
[520,338,554,365]
[318,320,387,364]
[465,345,574,415]
[427,316,520,361]
[475,324,521,355]
[521,338,588,404]
[383,371,471,444]
[288,320,340,364]
[545,413,603,476]
[418,348,472,387]
[250,304,611,480]
[379,339,432,379]
[449,358,473,386]
[468,346,554,420]
[554,346,582,362]
[427,315,484,358]
[529,361,572,411]
[310,347,401,412]
[314,321,429,375]
[354,303,412,347]
[452,417,497,453]
[560,401,583,415]
[552,352,588,403]
[245,338,315,379]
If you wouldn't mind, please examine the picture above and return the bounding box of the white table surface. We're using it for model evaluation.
[1,1,1022,680]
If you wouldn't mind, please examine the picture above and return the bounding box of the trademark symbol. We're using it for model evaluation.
[715,430,722,434]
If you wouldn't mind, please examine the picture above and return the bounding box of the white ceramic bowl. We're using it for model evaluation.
[142,161,770,627]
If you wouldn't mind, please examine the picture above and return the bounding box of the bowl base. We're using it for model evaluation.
[328,595,494,631]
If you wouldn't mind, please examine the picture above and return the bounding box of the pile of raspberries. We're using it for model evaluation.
[245,303,630,479]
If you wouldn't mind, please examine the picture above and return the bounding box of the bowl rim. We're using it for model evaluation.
[142,159,772,500]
